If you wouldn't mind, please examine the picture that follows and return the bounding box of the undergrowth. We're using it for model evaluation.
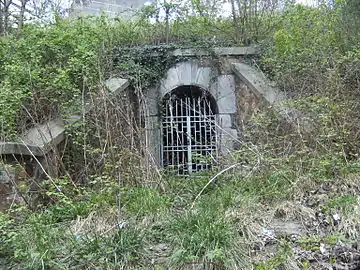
[1,151,360,269]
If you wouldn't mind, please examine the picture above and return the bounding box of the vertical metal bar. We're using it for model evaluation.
[191,97,194,172]
[175,99,179,174]
[181,98,184,174]
[186,97,191,174]
[166,103,169,168]
[161,89,219,175]
[196,97,200,171]
[203,98,207,156]
[201,99,209,168]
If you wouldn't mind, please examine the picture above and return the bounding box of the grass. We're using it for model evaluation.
[166,195,245,268]
[1,156,360,269]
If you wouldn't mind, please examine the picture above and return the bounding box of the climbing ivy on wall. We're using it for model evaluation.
[114,45,186,90]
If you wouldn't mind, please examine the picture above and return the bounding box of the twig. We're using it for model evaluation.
[190,163,241,210]
[19,139,62,192]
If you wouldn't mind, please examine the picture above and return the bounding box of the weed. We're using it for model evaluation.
[166,193,249,269]
[123,187,172,218]
[254,241,293,270]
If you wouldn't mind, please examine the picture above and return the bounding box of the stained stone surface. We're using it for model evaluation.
[105,77,129,95]
[216,75,236,114]
[0,118,65,157]
[158,61,213,99]
[231,62,285,104]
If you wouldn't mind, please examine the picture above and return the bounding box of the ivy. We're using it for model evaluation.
[114,44,187,90]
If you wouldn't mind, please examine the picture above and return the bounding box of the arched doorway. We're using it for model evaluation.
[161,85,218,175]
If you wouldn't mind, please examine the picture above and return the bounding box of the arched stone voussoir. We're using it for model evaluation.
[159,61,214,98]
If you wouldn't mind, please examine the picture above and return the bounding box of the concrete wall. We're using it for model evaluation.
[71,0,149,18]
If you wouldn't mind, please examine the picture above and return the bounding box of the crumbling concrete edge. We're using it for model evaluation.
[0,118,66,157]
[150,46,258,57]
[0,77,130,158]
[230,61,313,131]
[231,62,285,104]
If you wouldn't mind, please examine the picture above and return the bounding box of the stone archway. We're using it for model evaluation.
[145,60,238,172]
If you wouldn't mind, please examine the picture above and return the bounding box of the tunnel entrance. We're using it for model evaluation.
[161,85,218,175]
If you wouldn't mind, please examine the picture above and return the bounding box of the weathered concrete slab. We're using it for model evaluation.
[151,47,257,57]
[105,77,130,95]
[23,118,65,149]
[0,118,65,157]
[159,61,213,98]
[219,127,238,153]
[70,0,148,19]
[216,75,237,114]
[217,115,232,128]
[0,142,44,156]
[231,62,285,104]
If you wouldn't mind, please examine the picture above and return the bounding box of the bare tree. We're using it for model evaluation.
[17,0,30,31]
[228,0,281,44]
[230,0,240,41]
[0,0,68,35]
[0,0,13,35]
[30,0,69,20]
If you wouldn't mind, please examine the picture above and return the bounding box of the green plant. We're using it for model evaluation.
[123,187,172,218]
[254,241,293,270]
[0,212,17,258]
[166,193,246,269]
[296,235,321,251]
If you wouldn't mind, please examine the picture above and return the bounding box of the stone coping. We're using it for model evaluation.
[0,77,130,158]
[164,47,258,57]
[116,46,258,57]
[0,118,65,157]
[231,62,285,104]
[0,142,44,157]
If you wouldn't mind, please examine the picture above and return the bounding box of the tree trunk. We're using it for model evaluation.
[18,0,28,32]
[2,0,12,35]
[164,1,170,44]
[230,0,240,41]
[0,1,4,35]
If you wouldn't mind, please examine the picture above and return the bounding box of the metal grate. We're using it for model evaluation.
[161,93,217,175]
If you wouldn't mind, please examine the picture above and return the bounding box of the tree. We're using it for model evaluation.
[0,0,12,35]
[0,0,68,35]
[227,0,282,44]
[17,0,30,31]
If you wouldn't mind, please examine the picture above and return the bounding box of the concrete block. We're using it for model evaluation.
[145,116,162,166]
[213,47,257,56]
[145,87,159,117]
[71,0,147,18]
[0,118,65,157]
[216,75,236,114]
[105,77,129,95]
[0,142,44,156]
[150,47,258,57]
[218,128,238,153]
[145,116,160,130]
[23,118,65,150]
[216,75,236,99]
[231,62,285,104]
[218,114,232,128]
